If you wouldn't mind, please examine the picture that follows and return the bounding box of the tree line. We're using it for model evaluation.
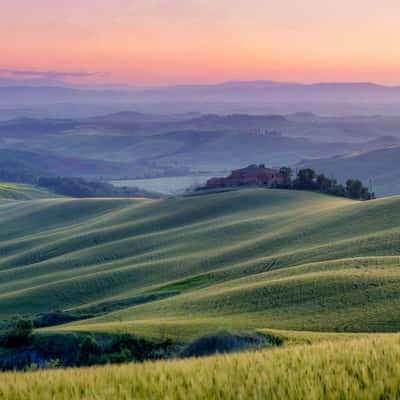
[278,167,375,200]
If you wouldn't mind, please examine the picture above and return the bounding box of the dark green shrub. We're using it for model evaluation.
[33,333,81,366]
[109,348,134,364]
[78,335,102,365]
[0,318,33,348]
[110,334,155,361]
[181,331,282,358]
[33,311,91,328]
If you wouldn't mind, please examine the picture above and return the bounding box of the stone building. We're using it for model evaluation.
[206,164,284,188]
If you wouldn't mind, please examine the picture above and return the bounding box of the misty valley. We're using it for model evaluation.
[1,107,400,197]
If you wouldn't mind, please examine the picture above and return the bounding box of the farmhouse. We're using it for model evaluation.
[206,164,284,188]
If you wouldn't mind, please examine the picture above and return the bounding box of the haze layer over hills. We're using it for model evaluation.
[3,81,400,112]
[1,110,400,197]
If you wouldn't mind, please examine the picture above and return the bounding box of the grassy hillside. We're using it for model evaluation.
[0,183,59,200]
[299,145,400,197]
[1,188,400,336]
[1,334,400,399]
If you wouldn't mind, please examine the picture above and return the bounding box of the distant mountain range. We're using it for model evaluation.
[2,80,400,106]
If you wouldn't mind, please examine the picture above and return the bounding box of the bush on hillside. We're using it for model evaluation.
[0,317,34,348]
[109,334,176,362]
[78,336,103,365]
[33,311,92,328]
[180,331,282,358]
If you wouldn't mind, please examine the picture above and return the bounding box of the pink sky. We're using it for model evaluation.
[1,0,400,85]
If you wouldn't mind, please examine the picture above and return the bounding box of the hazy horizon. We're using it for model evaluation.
[2,76,400,90]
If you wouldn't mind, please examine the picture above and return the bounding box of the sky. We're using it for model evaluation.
[1,0,400,86]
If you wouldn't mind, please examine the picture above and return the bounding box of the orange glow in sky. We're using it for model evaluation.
[1,0,400,85]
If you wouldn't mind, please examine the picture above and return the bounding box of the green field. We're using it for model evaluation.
[2,334,400,400]
[1,187,400,338]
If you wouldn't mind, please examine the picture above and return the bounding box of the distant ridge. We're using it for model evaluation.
[2,80,400,105]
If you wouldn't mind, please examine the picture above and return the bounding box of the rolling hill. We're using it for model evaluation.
[0,115,361,174]
[1,188,400,338]
[4,113,400,182]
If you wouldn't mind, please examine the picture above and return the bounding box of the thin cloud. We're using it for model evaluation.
[0,69,107,80]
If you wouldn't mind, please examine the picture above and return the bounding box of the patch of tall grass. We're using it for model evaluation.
[1,335,399,400]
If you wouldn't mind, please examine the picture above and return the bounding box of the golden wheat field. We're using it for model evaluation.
[1,335,400,400]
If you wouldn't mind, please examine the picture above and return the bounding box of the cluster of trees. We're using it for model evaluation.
[0,317,176,370]
[278,167,375,200]
[0,315,283,371]
[37,177,161,199]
